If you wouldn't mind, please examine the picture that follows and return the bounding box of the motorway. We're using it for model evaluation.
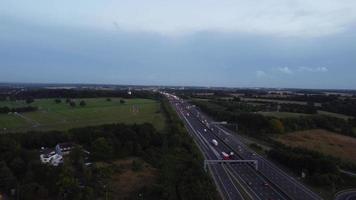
[335,190,356,200]
[165,93,323,200]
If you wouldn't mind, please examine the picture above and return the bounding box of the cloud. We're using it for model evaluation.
[1,0,356,37]
[256,70,267,78]
[278,67,293,74]
[298,67,328,72]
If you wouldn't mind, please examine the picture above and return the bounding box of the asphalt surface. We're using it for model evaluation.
[335,190,356,200]
[166,93,324,200]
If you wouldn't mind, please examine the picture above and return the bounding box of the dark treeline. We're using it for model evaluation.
[257,94,338,103]
[193,100,355,137]
[207,99,317,114]
[322,99,356,117]
[1,89,160,100]
[209,100,266,113]
[267,145,339,186]
[279,103,317,114]
[267,143,356,187]
[0,106,38,114]
[0,97,218,199]
[280,116,354,135]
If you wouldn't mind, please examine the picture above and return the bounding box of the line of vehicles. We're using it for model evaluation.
[211,139,235,160]
[163,91,323,200]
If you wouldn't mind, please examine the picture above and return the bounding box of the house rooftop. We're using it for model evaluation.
[57,142,75,149]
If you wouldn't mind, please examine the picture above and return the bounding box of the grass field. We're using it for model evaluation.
[0,98,165,133]
[276,129,356,164]
[317,110,354,120]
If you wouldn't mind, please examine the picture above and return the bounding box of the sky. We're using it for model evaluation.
[1,0,356,89]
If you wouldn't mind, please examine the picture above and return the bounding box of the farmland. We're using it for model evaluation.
[0,98,165,133]
[276,129,356,164]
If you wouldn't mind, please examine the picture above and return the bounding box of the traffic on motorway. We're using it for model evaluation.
[163,92,324,200]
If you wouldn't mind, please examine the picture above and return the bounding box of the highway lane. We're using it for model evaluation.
[184,100,323,200]
[172,100,245,200]
[182,103,288,200]
[334,190,356,200]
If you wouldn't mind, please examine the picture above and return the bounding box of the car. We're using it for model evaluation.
[204,129,207,132]
[263,182,269,187]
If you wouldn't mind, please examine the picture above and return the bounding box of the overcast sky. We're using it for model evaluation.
[1,0,356,89]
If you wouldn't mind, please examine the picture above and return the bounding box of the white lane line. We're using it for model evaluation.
[217,125,322,200]
[176,105,236,200]
[182,113,221,158]
[224,165,257,200]
[214,165,234,200]
[220,164,245,200]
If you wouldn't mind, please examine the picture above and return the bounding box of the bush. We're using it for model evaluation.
[91,137,113,160]
[80,100,86,107]
[26,98,34,104]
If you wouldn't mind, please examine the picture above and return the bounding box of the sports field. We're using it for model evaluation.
[0,98,165,133]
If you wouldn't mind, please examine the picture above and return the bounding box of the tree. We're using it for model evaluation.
[0,161,16,191]
[106,98,111,102]
[269,119,285,134]
[56,164,81,199]
[65,98,71,104]
[55,99,62,104]
[20,182,48,200]
[120,99,126,104]
[26,98,34,104]
[92,137,113,160]
[9,157,26,177]
[79,100,86,107]
[69,145,85,170]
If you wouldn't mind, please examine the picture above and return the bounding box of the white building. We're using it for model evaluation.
[40,143,89,167]
[40,148,63,166]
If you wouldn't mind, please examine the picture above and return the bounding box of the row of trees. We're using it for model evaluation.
[201,99,317,114]
[2,89,159,100]
[193,100,355,137]
[267,143,353,189]
[322,99,356,117]
[267,143,349,186]
[55,98,87,107]
[0,106,38,113]
[279,103,317,114]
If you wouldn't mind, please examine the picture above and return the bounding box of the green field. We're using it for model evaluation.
[317,110,354,120]
[0,98,165,133]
